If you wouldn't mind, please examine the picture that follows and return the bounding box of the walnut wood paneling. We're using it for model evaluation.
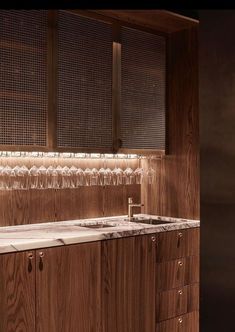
[186,255,200,285]
[102,234,156,332]
[92,10,198,34]
[157,311,199,332]
[141,27,199,220]
[0,251,35,332]
[36,242,101,332]
[188,283,199,312]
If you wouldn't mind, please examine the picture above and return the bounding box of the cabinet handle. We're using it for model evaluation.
[177,289,183,310]
[178,317,183,324]
[177,260,183,279]
[151,236,156,242]
[39,251,44,271]
[177,232,183,248]
[28,252,34,273]
[178,260,183,267]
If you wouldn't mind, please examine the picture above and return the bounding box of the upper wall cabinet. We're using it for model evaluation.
[56,11,113,151]
[119,26,166,153]
[0,10,166,154]
[0,10,48,148]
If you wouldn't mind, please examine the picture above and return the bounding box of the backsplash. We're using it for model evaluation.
[0,152,142,226]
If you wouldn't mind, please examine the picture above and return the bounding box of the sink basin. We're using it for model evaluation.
[134,219,173,225]
[77,222,117,229]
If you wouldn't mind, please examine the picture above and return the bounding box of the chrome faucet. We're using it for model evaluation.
[127,197,144,221]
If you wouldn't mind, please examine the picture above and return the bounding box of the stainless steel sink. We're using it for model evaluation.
[77,222,117,229]
[134,219,173,225]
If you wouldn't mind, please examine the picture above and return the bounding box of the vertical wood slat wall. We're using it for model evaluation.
[141,27,199,220]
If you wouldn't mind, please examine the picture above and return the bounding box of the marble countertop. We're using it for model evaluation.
[0,214,200,254]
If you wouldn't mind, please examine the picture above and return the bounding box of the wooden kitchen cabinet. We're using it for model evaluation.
[36,242,101,332]
[0,251,35,332]
[101,234,156,332]
[0,228,199,332]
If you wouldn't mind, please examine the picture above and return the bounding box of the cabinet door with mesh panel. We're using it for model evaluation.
[57,11,113,151]
[0,10,48,148]
[120,26,166,152]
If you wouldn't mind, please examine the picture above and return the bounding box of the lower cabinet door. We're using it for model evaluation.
[36,242,101,332]
[0,251,36,332]
[156,311,199,332]
[102,234,156,332]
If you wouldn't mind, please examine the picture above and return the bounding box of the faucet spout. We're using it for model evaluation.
[127,197,144,221]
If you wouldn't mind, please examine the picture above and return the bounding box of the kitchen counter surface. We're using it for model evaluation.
[0,214,200,254]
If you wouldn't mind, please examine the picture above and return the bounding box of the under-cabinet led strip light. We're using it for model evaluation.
[0,152,162,160]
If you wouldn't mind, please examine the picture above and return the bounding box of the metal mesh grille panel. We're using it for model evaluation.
[0,10,48,146]
[57,11,113,149]
[121,27,166,150]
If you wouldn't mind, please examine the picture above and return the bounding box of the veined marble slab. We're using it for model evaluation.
[0,214,200,254]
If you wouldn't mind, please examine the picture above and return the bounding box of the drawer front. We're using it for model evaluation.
[157,256,199,291]
[188,284,199,312]
[156,286,188,322]
[157,228,199,262]
[156,258,186,291]
[156,311,199,332]
[185,256,199,284]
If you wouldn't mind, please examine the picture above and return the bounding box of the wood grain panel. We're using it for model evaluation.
[157,311,199,332]
[186,255,200,284]
[156,285,188,322]
[0,251,35,332]
[156,258,186,291]
[0,190,12,227]
[157,255,199,291]
[102,234,156,332]
[141,27,199,220]
[157,228,199,262]
[188,283,199,312]
[36,242,101,332]
[92,10,198,33]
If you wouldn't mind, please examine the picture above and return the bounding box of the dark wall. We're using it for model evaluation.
[200,10,235,331]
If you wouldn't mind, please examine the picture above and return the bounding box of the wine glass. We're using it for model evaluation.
[147,156,156,184]
[29,165,38,189]
[104,167,112,186]
[56,166,63,189]
[76,168,85,186]
[38,165,47,189]
[84,168,92,186]
[21,165,29,189]
[91,168,99,186]
[70,166,77,188]
[62,166,71,189]
[46,166,54,189]
[2,165,12,190]
[112,157,124,186]
[123,157,135,185]
[134,157,144,185]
